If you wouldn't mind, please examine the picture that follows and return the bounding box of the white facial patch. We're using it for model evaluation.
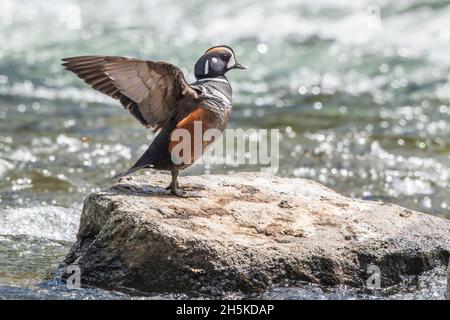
[226,49,236,69]
[204,59,209,75]
[211,57,218,64]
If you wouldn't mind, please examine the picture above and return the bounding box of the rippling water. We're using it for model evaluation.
[0,0,449,299]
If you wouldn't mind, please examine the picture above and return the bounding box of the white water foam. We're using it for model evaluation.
[0,206,79,241]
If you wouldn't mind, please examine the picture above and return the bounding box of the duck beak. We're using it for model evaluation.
[231,62,248,70]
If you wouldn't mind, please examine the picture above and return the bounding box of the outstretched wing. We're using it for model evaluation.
[62,56,199,129]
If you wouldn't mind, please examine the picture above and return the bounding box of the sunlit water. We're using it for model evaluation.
[0,0,449,299]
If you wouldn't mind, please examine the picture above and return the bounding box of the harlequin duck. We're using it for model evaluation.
[62,45,246,196]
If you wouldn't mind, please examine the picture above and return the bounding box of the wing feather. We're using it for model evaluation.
[62,56,199,128]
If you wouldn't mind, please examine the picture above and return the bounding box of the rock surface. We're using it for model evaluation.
[61,173,450,295]
[447,259,450,300]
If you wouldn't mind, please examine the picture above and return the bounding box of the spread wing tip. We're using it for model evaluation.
[61,56,104,65]
[62,55,100,60]
[62,56,84,64]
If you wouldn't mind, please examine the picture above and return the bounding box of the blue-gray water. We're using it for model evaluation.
[0,0,449,299]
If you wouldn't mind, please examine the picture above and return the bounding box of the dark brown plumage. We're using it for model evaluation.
[62,46,246,196]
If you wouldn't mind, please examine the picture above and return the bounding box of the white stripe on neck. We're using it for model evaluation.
[204,59,209,75]
[197,77,229,84]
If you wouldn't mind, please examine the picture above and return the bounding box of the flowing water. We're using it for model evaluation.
[0,0,449,299]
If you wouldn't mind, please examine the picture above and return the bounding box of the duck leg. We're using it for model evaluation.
[166,169,185,197]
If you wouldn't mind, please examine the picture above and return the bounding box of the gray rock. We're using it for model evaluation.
[61,173,450,295]
[447,259,450,300]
